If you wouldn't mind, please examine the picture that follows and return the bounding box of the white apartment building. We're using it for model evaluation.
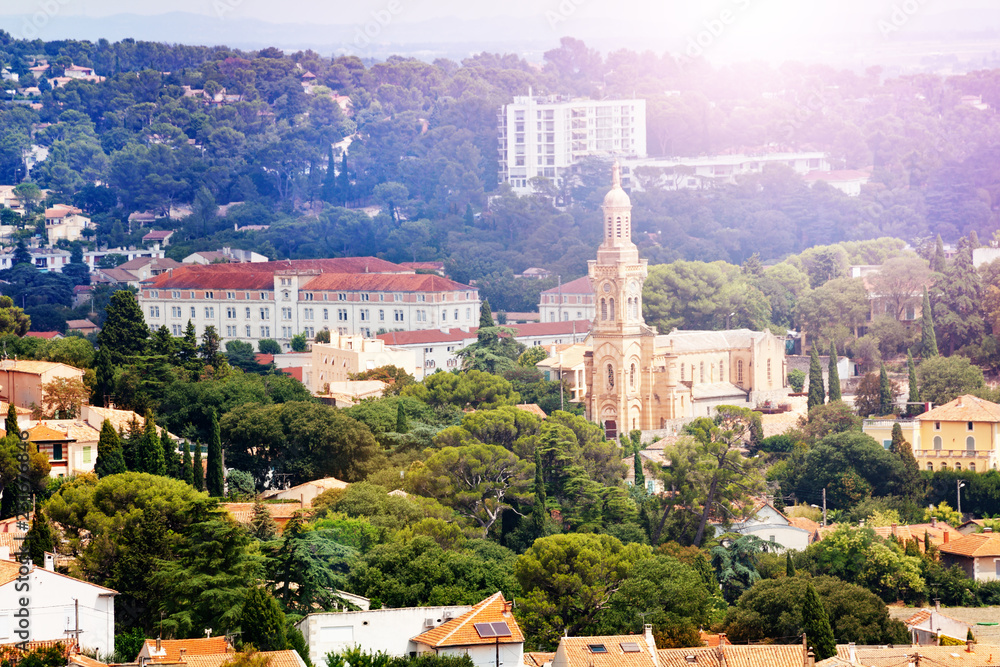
[0,246,165,272]
[623,151,830,191]
[137,258,480,350]
[377,320,591,375]
[498,93,647,194]
[538,276,595,323]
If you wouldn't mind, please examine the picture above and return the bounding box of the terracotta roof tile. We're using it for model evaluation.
[0,360,84,376]
[0,640,76,665]
[27,423,73,442]
[145,257,411,291]
[515,404,547,419]
[0,559,23,586]
[832,644,996,666]
[411,592,523,648]
[524,653,555,667]
[658,645,805,667]
[141,637,232,662]
[0,531,27,552]
[939,531,1000,557]
[917,395,1000,423]
[185,651,304,667]
[301,272,471,293]
[556,635,657,667]
[24,331,62,339]
[905,609,933,626]
[223,502,304,524]
[541,276,592,294]
[69,654,108,667]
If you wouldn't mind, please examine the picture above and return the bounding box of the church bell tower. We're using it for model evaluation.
[586,161,650,437]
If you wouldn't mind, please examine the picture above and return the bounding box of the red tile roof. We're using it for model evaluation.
[524,653,555,667]
[301,272,471,293]
[659,645,805,667]
[411,592,524,648]
[918,395,1000,423]
[541,276,591,294]
[281,366,304,382]
[142,230,174,241]
[556,635,657,667]
[185,651,304,667]
[143,257,415,290]
[24,331,61,339]
[141,637,232,662]
[939,531,1000,557]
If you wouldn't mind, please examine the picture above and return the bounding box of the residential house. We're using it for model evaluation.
[312,334,419,389]
[24,331,63,341]
[136,637,232,665]
[623,151,829,192]
[0,359,85,411]
[538,343,589,403]
[825,643,995,666]
[141,230,174,246]
[44,204,91,244]
[624,448,668,494]
[904,607,973,645]
[184,248,269,265]
[222,501,304,533]
[958,519,989,536]
[0,553,116,656]
[378,320,591,378]
[712,501,811,552]
[658,643,809,667]
[938,529,1000,582]
[320,380,388,407]
[185,651,306,667]
[128,211,158,227]
[117,256,183,282]
[66,319,99,336]
[549,628,657,667]
[862,395,1000,472]
[262,477,349,505]
[538,277,595,323]
[410,592,524,667]
[802,168,873,197]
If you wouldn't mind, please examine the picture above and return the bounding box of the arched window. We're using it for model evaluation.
[626,298,632,320]
[616,216,622,238]
[967,436,976,451]
[699,362,705,382]
[630,363,636,388]
[606,216,613,238]
[955,462,962,471]
[970,462,977,472]
[933,436,943,450]
[737,360,744,384]
[680,364,685,381]
[767,359,772,384]
[719,361,725,381]
[607,364,615,390]
[927,462,934,471]
[609,298,615,320]
[601,298,607,320]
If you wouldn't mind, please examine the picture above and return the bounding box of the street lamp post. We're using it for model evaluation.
[957,480,966,517]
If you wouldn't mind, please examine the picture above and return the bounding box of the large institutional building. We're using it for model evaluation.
[138,258,479,350]
[498,93,647,194]
[581,163,787,436]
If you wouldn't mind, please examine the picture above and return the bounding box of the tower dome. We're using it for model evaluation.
[603,160,631,208]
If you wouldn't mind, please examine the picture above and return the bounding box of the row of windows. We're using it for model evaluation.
[930,435,977,450]
[170,324,272,338]
[932,421,977,431]
[150,290,476,302]
[155,305,474,323]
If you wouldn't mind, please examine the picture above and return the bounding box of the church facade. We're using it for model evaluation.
[583,163,788,437]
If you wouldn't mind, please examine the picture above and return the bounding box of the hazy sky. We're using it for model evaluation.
[1,0,996,64]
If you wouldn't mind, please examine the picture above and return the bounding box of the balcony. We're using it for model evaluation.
[916,450,988,458]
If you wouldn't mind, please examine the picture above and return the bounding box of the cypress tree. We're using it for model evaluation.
[96,290,149,363]
[920,288,938,358]
[193,441,204,491]
[906,352,921,416]
[5,404,18,438]
[338,153,350,203]
[464,202,475,226]
[531,449,547,534]
[239,586,287,651]
[161,429,179,478]
[879,363,894,416]
[26,508,55,567]
[827,342,841,402]
[140,411,165,475]
[933,234,946,272]
[321,145,338,202]
[786,551,795,577]
[250,498,278,540]
[92,347,114,407]
[807,347,825,411]
[801,581,836,660]
[207,409,224,497]
[94,419,126,477]
[395,401,408,434]
[122,420,141,471]
[633,450,645,493]
[181,440,194,487]
[479,299,495,329]
[891,423,923,500]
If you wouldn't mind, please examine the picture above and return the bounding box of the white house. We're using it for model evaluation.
[903,608,973,646]
[713,502,811,552]
[297,592,524,667]
[0,553,116,656]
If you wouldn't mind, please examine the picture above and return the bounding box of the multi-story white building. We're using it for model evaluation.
[538,276,595,323]
[138,258,480,350]
[623,151,831,191]
[0,246,165,273]
[498,93,647,194]
[377,320,591,375]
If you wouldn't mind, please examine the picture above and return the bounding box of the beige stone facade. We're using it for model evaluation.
[311,334,418,394]
[584,164,788,437]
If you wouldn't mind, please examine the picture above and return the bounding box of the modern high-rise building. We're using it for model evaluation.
[497,93,647,195]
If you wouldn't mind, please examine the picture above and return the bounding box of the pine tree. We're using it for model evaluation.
[177,321,200,369]
[94,419,126,477]
[139,410,166,475]
[122,419,141,471]
[239,586,288,651]
[801,581,836,660]
[891,423,923,500]
[5,404,18,439]
[633,450,645,493]
[906,352,921,416]
[395,401,408,434]
[92,346,115,407]
[12,240,31,267]
[879,363,894,416]
[96,291,149,363]
[807,347,825,411]
[932,234,947,272]
[193,441,204,491]
[249,498,278,541]
[920,288,938,358]
[479,299,495,328]
[207,409,224,497]
[969,230,980,249]
[161,429,179,478]
[827,342,841,402]
[181,441,194,487]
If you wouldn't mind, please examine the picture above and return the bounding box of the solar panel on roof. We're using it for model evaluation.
[490,622,512,637]
[620,643,641,653]
[474,622,497,638]
[588,645,608,654]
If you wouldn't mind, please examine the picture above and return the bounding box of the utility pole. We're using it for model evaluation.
[822,488,827,527]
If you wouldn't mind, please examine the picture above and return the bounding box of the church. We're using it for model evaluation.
[582,163,788,438]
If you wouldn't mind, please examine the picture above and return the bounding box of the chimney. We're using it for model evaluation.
[931,517,937,528]
[848,643,856,664]
[43,552,54,571]
[944,531,950,544]
[967,639,974,653]
[891,523,897,536]
[957,396,963,407]
[644,624,657,657]
[156,637,162,652]
[179,649,186,661]
[934,598,941,612]
[985,527,994,533]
